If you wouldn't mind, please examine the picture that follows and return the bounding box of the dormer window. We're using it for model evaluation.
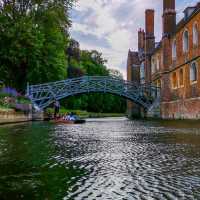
[172,39,177,59]
[184,7,196,20]
[183,30,189,53]
[193,23,198,45]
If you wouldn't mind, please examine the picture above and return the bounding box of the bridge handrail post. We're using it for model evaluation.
[104,77,107,93]
[26,82,29,97]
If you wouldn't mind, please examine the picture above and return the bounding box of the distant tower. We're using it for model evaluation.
[145,9,155,84]
[138,28,145,52]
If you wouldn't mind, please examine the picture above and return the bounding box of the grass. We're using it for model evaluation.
[0,105,14,112]
[45,108,125,118]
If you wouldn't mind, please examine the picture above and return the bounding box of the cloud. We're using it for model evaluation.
[71,30,111,49]
[70,0,199,78]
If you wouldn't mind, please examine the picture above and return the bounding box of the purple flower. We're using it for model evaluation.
[1,87,18,97]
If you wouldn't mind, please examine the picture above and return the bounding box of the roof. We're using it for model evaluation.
[152,2,200,54]
[176,2,200,33]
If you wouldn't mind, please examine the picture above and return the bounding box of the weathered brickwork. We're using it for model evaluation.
[127,51,141,118]
[127,0,200,119]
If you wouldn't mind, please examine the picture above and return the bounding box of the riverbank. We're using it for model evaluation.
[45,108,125,119]
[0,108,32,125]
[0,107,125,125]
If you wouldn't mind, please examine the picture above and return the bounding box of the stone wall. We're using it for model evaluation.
[0,109,32,124]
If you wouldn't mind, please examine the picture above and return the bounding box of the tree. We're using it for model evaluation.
[0,0,75,92]
[63,48,126,113]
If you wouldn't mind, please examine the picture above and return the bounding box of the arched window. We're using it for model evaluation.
[172,72,177,89]
[151,58,156,74]
[156,57,160,70]
[190,62,198,82]
[140,62,145,83]
[193,23,198,45]
[172,39,177,59]
[179,68,184,87]
[183,30,189,53]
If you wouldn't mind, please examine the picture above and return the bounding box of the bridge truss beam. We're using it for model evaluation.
[27,76,160,110]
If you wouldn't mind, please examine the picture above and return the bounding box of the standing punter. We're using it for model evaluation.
[54,100,60,119]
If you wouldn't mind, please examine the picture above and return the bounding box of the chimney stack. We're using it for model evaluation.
[163,0,176,36]
[138,28,145,51]
[144,9,155,84]
[161,0,176,102]
[145,9,155,54]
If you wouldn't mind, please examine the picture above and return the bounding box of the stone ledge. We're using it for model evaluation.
[0,112,32,125]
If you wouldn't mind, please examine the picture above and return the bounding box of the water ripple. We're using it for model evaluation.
[50,118,200,199]
[1,119,200,199]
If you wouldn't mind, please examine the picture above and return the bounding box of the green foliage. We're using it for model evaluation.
[63,47,126,114]
[0,0,75,92]
[46,108,125,118]
[0,0,126,114]
[16,96,31,104]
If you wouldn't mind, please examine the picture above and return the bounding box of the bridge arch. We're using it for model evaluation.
[27,76,159,110]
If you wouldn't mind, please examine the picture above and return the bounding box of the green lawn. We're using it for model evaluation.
[45,108,125,118]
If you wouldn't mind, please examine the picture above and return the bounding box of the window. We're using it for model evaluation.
[172,39,177,59]
[179,68,184,87]
[172,72,177,89]
[157,80,161,88]
[156,57,160,70]
[193,23,198,45]
[190,62,198,82]
[183,30,189,53]
[140,62,145,84]
[151,58,156,74]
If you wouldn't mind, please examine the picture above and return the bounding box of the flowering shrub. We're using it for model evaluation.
[0,87,31,111]
[1,87,19,97]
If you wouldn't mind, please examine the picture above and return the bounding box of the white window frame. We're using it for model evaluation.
[172,39,177,60]
[193,22,198,46]
[190,61,198,84]
[183,29,189,53]
[171,71,178,89]
[179,68,184,87]
[156,56,160,71]
[151,58,156,74]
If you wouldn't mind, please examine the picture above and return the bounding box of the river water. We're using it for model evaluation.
[0,118,200,199]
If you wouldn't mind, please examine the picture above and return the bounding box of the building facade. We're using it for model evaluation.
[127,0,200,119]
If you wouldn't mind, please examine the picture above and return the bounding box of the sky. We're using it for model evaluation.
[70,0,199,78]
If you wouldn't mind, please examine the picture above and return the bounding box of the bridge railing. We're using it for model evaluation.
[27,76,160,110]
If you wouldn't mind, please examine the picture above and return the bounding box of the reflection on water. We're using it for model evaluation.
[0,118,200,199]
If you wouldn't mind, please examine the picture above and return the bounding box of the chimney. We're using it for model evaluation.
[138,29,145,51]
[145,9,155,54]
[144,9,155,84]
[163,0,176,37]
[161,0,176,103]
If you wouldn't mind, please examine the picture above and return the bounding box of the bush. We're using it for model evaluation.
[1,87,19,97]
[16,96,31,104]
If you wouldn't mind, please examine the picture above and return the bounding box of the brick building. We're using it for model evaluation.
[127,0,200,119]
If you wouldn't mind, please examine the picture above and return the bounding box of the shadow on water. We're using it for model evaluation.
[0,118,200,199]
[0,122,87,199]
